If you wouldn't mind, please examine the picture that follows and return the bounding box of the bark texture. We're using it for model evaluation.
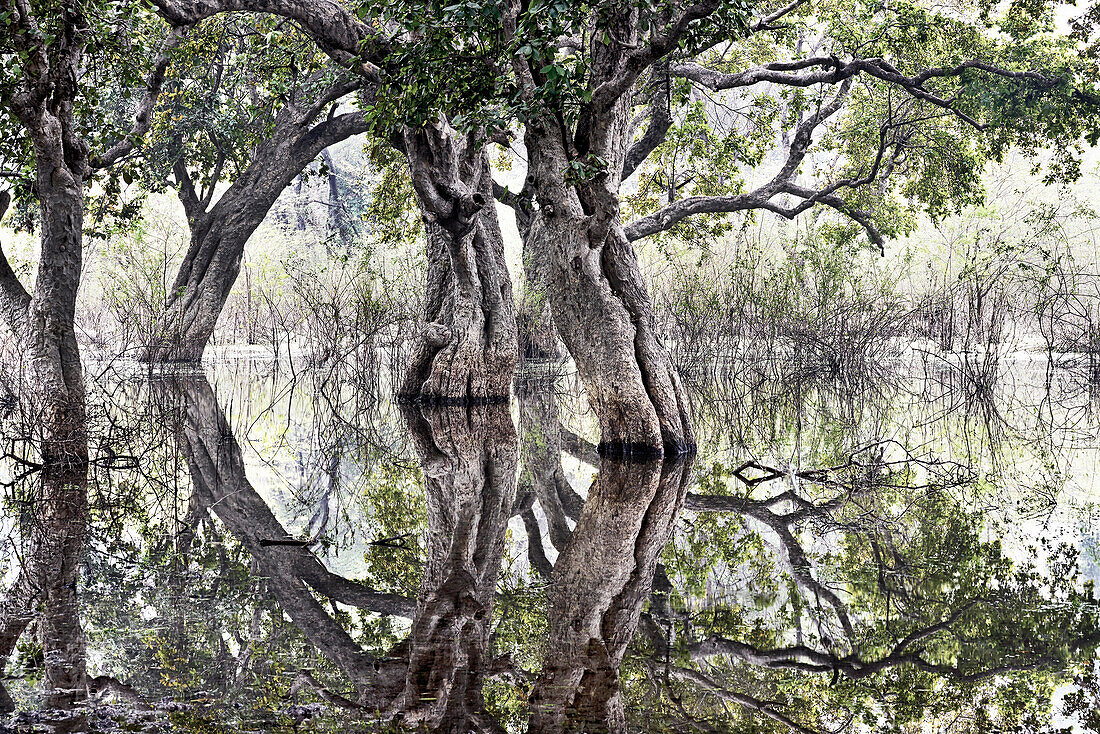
[524,124,694,456]
[398,123,518,404]
[141,86,371,363]
[513,7,697,456]
[399,404,518,733]
[499,184,563,362]
[528,455,693,733]
[0,46,94,719]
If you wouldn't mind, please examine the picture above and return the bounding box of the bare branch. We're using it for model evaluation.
[622,61,673,180]
[623,81,874,244]
[674,55,1058,131]
[752,0,812,31]
[669,666,820,734]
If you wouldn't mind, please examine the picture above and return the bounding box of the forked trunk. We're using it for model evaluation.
[399,123,518,405]
[140,102,370,363]
[0,109,92,718]
[143,213,260,362]
[524,108,693,456]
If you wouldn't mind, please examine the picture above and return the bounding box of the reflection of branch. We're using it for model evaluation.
[0,570,34,714]
[668,666,820,734]
[686,441,973,645]
[688,599,1064,684]
[560,428,599,467]
[88,675,154,711]
[286,669,361,710]
[687,486,857,646]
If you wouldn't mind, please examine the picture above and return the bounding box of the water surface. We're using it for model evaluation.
[2,353,1099,732]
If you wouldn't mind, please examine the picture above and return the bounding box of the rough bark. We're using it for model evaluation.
[498,183,563,362]
[2,96,93,723]
[398,404,517,733]
[528,455,693,733]
[524,121,694,456]
[398,122,518,405]
[0,10,184,719]
[140,96,370,363]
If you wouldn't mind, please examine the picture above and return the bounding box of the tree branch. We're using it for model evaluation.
[622,61,673,180]
[674,55,1058,131]
[152,0,388,79]
[590,1,723,111]
[0,190,31,340]
[623,81,871,244]
[172,156,205,223]
[95,25,191,168]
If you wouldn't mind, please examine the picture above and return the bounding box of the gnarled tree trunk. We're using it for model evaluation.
[399,123,518,405]
[525,123,694,456]
[0,105,92,722]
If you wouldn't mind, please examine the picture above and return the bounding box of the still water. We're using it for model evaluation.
[2,353,1100,732]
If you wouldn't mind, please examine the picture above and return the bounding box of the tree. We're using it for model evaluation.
[134,17,375,362]
[0,0,183,715]
[143,0,519,404]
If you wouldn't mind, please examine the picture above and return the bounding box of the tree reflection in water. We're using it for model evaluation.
[0,363,1098,732]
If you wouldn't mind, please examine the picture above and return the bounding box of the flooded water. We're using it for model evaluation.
[2,353,1100,732]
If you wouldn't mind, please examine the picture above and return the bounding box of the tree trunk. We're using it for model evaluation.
[398,123,518,405]
[142,195,273,362]
[508,191,563,362]
[140,105,370,363]
[399,404,517,733]
[525,124,694,456]
[0,107,92,720]
[519,63,690,455]
[528,456,693,733]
